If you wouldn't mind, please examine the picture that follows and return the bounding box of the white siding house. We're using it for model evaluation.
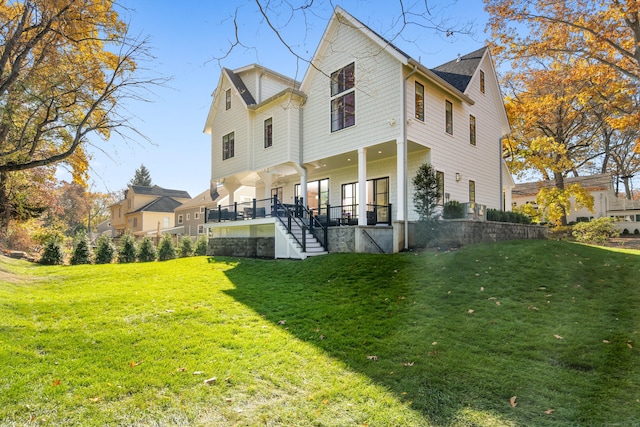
[203,6,512,258]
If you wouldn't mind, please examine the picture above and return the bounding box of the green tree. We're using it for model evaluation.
[94,234,115,265]
[70,230,91,265]
[39,237,64,265]
[137,236,157,262]
[178,236,193,258]
[129,164,153,187]
[194,235,208,256]
[157,234,176,261]
[412,163,441,246]
[117,232,137,264]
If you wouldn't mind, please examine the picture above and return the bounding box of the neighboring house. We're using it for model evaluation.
[512,173,640,231]
[174,186,255,237]
[203,6,512,258]
[109,185,191,237]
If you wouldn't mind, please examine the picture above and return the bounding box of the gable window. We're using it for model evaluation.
[480,70,485,94]
[415,82,424,121]
[178,214,183,225]
[186,213,190,221]
[436,171,445,205]
[225,89,231,110]
[469,115,476,146]
[331,62,355,132]
[222,132,234,160]
[445,100,453,135]
[469,180,476,205]
[264,117,273,148]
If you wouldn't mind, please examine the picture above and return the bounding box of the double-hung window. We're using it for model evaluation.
[264,118,273,148]
[222,132,234,160]
[469,180,476,205]
[415,82,424,121]
[436,171,445,205]
[331,63,355,132]
[445,100,453,135]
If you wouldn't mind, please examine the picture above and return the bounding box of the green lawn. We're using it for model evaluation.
[1,240,639,426]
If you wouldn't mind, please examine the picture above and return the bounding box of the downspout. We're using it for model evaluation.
[499,137,503,211]
[402,65,418,250]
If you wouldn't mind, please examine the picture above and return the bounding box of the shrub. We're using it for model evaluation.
[137,237,157,262]
[623,228,630,235]
[635,229,640,235]
[39,237,64,265]
[94,234,115,264]
[157,234,176,261]
[70,231,92,265]
[117,232,137,263]
[572,217,619,245]
[442,200,465,219]
[178,236,194,257]
[194,235,208,256]
[487,208,532,224]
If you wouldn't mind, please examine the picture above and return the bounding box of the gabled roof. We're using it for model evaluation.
[513,174,613,197]
[224,68,256,105]
[431,47,488,93]
[134,196,183,213]
[130,185,191,199]
[300,6,475,105]
[174,187,229,211]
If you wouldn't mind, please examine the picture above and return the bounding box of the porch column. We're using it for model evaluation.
[396,140,406,223]
[261,173,273,201]
[222,182,240,206]
[358,147,367,226]
[293,164,308,207]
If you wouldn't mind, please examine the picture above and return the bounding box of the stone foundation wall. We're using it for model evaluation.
[207,237,275,258]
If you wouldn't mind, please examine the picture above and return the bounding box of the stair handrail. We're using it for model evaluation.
[272,196,308,252]
[294,197,328,252]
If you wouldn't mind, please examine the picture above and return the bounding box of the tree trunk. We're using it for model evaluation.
[554,172,568,226]
[0,172,12,241]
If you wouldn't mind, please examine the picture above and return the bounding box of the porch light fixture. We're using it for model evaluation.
[455,173,461,182]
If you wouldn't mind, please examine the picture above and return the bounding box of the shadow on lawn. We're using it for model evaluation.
[221,242,640,426]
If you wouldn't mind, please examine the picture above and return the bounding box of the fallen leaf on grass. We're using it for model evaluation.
[554,334,563,340]
[603,340,610,344]
[628,341,634,349]
[544,409,554,415]
[177,367,187,372]
[130,360,143,368]
[366,355,378,361]
[52,379,60,387]
[432,341,438,346]
[204,377,217,385]
[468,309,475,314]
[89,397,101,403]
[510,396,517,407]
[192,371,204,375]
[277,320,286,325]
[402,362,415,366]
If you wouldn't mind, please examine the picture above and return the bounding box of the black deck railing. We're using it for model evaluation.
[205,198,392,228]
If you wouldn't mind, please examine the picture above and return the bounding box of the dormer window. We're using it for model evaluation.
[330,63,355,132]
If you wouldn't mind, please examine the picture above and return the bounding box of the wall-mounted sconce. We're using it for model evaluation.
[389,118,396,126]
[455,173,461,182]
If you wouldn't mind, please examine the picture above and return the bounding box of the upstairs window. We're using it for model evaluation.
[222,132,234,160]
[415,82,424,121]
[331,63,355,132]
[225,89,231,110]
[480,70,485,94]
[177,214,183,225]
[264,117,273,148]
[469,115,476,146]
[445,100,453,135]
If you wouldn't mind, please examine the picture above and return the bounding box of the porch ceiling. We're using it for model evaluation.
[304,140,427,171]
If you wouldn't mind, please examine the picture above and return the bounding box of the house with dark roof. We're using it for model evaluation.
[109,185,191,237]
[203,6,512,258]
[513,174,640,230]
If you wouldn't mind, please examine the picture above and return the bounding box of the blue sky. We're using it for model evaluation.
[82,0,489,197]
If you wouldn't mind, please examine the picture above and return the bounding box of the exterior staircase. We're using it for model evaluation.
[275,220,327,258]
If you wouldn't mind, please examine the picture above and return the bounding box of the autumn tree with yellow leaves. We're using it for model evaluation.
[486,0,640,224]
[0,0,161,237]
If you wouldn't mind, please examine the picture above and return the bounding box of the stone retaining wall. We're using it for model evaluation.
[427,220,548,247]
[208,237,275,258]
